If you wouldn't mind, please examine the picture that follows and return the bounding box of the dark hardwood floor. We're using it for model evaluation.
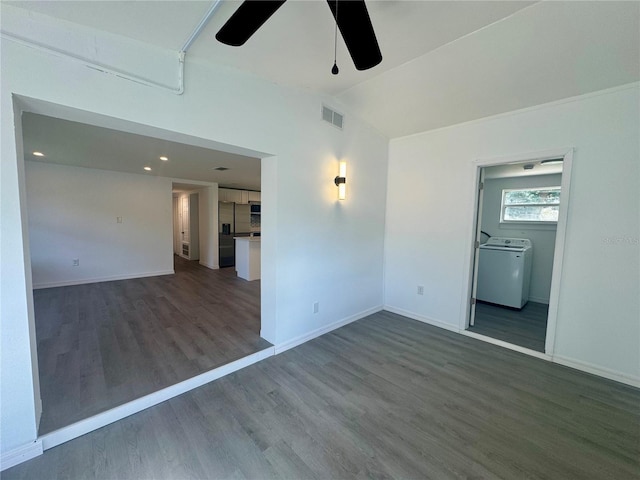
[33,255,270,435]
[468,300,549,352]
[7,310,639,479]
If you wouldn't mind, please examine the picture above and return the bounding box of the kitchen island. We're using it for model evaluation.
[234,236,261,281]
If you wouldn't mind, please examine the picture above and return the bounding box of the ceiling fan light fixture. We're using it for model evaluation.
[331,0,339,75]
[217,0,381,72]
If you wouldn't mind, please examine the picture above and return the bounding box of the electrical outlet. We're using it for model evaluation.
[313,301,319,314]
[73,259,80,267]
[417,285,424,295]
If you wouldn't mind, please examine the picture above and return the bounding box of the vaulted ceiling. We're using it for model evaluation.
[4,1,639,189]
[6,1,639,137]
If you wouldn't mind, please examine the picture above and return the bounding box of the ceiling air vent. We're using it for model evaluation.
[322,105,344,130]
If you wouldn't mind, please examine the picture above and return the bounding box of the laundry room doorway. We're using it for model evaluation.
[465,149,574,356]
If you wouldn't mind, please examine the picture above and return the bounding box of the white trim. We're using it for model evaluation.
[384,305,459,333]
[544,148,573,354]
[552,355,640,389]
[199,261,219,270]
[32,270,175,289]
[35,395,42,430]
[0,440,43,471]
[460,330,552,360]
[40,347,274,451]
[274,306,383,354]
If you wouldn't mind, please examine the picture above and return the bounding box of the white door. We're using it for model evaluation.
[181,194,190,244]
[469,167,485,327]
[172,196,180,254]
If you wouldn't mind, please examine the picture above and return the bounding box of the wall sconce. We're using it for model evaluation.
[334,161,347,200]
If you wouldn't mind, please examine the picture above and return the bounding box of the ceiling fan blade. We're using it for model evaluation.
[216,0,287,46]
[327,0,382,71]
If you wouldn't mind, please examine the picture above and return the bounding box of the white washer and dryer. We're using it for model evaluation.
[476,237,533,309]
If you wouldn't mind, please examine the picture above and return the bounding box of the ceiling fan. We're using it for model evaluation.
[215,0,383,73]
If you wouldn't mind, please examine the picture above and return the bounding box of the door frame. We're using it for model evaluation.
[461,147,574,356]
[11,94,275,454]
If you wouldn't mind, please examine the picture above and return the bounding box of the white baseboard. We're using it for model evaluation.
[32,270,175,289]
[385,306,637,388]
[199,261,219,270]
[274,305,383,354]
[552,355,640,388]
[383,305,459,333]
[40,346,274,451]
[461,330,552,360]
[1,440,43,471]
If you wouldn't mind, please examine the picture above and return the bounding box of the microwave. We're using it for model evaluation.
[250,204,261,214]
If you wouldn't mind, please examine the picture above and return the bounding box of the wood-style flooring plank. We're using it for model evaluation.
[6,310,638,480]
[34,256,269,434]
[468,300,549,351]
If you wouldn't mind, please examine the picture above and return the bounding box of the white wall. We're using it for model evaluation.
[384,84,640,383]
[197,185,219,270]
[481,173,561,304]
[1,6,388,456]
[26,161,173,287]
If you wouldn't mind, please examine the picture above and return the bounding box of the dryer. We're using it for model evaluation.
[476,237,532,309]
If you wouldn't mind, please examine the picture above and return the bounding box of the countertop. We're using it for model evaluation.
[234,236,261,242]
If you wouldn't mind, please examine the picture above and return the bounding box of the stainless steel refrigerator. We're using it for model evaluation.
[218,202,251,267]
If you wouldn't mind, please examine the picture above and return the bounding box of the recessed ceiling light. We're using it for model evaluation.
[144,166,152,171]
[160,156,169,161]
[33,151,45,157]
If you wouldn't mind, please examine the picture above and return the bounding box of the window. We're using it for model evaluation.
[500,186,560,223]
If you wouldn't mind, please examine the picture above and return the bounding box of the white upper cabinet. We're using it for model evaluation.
[248,191,261,202]
[219,188,241,203]
[219,188,260,204]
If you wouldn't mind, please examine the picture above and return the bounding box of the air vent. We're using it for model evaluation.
[322,105,344,130]
[213,167,229,171]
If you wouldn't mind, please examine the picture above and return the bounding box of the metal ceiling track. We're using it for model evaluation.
[1,0,224,95]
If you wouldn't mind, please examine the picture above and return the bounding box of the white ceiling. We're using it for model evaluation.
[22,113,262,191]
[6,0,538,97]
[483,160,562,180]
[8,0,640,187]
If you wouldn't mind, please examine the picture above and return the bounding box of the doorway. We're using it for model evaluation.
[465,149,573,355]
[14,97,275,448]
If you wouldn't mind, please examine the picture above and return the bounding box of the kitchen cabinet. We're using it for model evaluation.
[219,188,242,203]
[234,237,260,281]
[248,191,261,202]
[219,188,260,204]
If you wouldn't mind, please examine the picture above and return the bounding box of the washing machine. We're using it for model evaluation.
[476,237,532,309]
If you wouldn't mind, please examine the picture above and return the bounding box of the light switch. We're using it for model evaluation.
[117,216,123,224]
